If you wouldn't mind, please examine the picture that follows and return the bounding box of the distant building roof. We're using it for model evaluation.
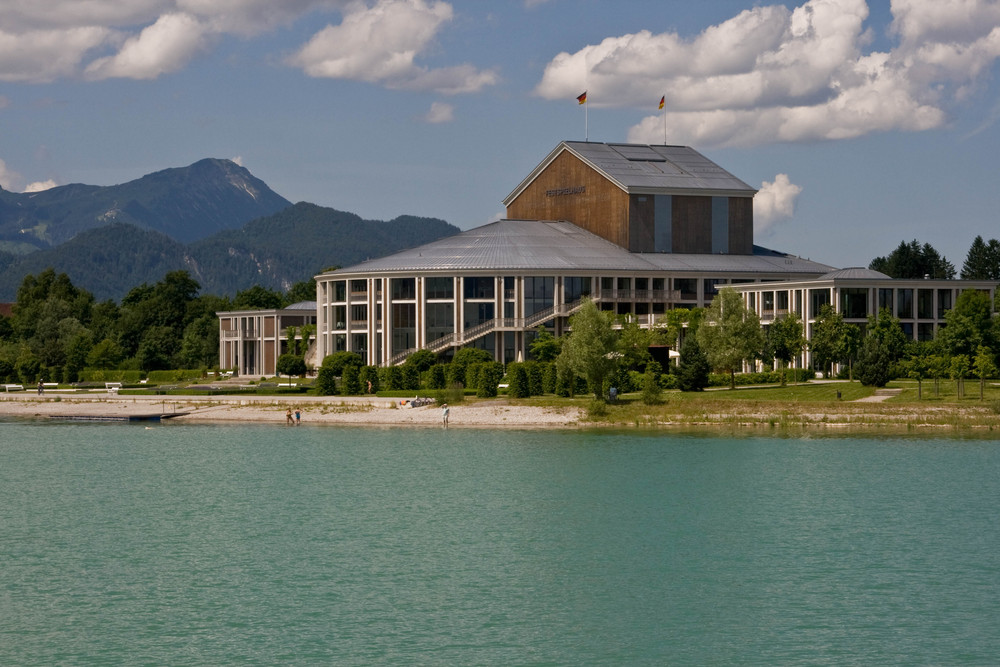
[323,219,834,277]
[504,141,756,205]
[285,300,317,311]
[818,267,891,280]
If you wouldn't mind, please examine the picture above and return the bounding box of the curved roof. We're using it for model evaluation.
[818,267,891,280]
[322,219,834,277]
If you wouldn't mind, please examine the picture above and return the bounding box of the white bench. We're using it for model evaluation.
[105,382,122,394]
[3,384,24,392]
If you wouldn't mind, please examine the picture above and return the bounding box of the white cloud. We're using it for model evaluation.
[85,13,209,80]
[424,101,454,123]
[0,158,20,190]
[0,26,111,82]
[754,174,803,235]
[288,0,497,94]
[231,155,244,166]
[24,179,59,193]
[538,0,1000,148]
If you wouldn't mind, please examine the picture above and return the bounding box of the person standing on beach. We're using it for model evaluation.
[286,408,294,425]
[295,407,301,425]
[37,379,44,395]
[442,403,449,428]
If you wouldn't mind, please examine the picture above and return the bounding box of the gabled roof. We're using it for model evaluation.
[503,141,756,206]
[321,219,834,277]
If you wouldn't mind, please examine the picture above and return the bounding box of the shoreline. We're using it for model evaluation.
[3,390,1000,433]
[0,393,582,429]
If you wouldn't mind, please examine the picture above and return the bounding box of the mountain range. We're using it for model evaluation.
[0,161,460,301]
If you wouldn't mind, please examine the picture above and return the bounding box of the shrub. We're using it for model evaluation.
[542,362,557,394]
[525,361,544,396]
[321,351,364,376]
[477,362,504,398]
[507,363,531,398]
[341,364,362,395]
[358,365,380,394]
[427,364,447,390]
[314,364,337,395]
[641,369,663,405]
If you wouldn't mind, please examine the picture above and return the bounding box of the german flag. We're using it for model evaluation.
[658,95,665,110]
[577,91,587,105]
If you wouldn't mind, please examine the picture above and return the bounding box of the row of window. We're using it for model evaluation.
[753,287,959,321]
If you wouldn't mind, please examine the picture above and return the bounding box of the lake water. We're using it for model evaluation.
[1,420,998,666]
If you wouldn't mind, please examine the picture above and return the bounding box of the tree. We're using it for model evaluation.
[856,337,892,387]
[405,349,438,372]
[87,338,124,369]
[136,325,177,371]
[676,334,710,392]
[867,308,908,363]
[321,351,364,376]
[507,363,530,398]
[641,368,663,405]
[556,298,618,400]
[448,348,493,387]
[476,362,504,398]
[617,318,653,371]
[233,284,285,310]
[276,353,306,378]
[697,288,764,389]
[766,314,805,386]
[973,346,997,400]
[950,354,971,399]
[869,239,956,279]
[528,326,561,362]
[938,289,997,360]
[810,304,846,377]
[341,364,362,395]
[961,236,1000,280]
[285,279,317,305]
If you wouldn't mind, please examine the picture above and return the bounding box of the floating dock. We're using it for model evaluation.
[48,413,189,423]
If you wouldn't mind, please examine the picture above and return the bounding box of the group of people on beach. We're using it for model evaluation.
[285,407,301,426]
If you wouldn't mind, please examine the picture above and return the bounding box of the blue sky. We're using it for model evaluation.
[1,0,999,270]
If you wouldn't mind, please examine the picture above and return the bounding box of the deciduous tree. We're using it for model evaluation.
[696,288,763,389]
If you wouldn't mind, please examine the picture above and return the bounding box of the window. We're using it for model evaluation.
[897,289,913,319]
[524,277,555,316]
[565,276,592,302]
[840,288,868,319]
[463,277,494,299]
[350,279,366,294]
[334,281,346,302]
[350,304,367,324]
[918,289,934,319]
[351,333,367,358]
[391,303,416,355]
[425,277,454,300]
[878,288,893,312]
[464,303,494,328]
[704,278,725,298]
[810,289,830,318]
[334,305,346,330]
[392,278,415,300]
[674,278,697,300]
[937,289,952,318]
[425,302,454,342]
[617,277,631,291]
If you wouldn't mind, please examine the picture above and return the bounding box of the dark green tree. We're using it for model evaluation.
[855,337,892,387]
[529,326,561,362]
[285,279,317,305]
[359,365,380,393]
[869,240,955,279]
[276,353,306,378]
[321,351,364,376]
[507,363,530,398]
[233,284,285,310]
[405,349,438,373]
[961,236,1000,280]
[676,334,710,392]
[342,364,362,395]
[476,362,504,398]
[938,289,997,360]
[766,314,805,386]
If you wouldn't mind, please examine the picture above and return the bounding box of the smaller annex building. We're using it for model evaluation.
[732,268,998,370]
[218,301,316,377]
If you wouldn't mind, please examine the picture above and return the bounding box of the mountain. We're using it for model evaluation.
[0,158,291,252]
[0,204,460,301]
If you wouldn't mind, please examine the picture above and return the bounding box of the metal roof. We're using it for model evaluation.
[818,267,891,280]
[285,300,317,311]
[323,219,834,277]
[503,141,756,205]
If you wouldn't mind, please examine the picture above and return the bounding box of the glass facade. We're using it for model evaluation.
[897,289,913,319]
[523,277,555,316]
[841,288,868,319]
[425,277,453,300]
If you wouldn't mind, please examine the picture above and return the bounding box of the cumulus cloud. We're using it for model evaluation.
[754,174,803,234]
[538,0,1000,148]
[288,0,497,93]
[0,26,111,82]
[85,13,209,80]
[24,179,59,193]
[424,101,454,123]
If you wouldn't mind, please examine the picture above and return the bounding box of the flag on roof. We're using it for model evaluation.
[577,91,587,105]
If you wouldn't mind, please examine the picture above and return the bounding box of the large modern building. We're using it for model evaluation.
[310,141,834,367]
[218,301,317,377]
[220,141,996,373]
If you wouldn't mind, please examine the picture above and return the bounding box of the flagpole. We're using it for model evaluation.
[585,101,589,141]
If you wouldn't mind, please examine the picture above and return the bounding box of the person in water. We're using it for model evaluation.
[286,408,294,426]
[442,403,449,428]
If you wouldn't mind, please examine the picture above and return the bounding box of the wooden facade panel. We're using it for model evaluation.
[672,196,712,253]
[628,195,655,252]
[728,196,753,255]
[506,151,630,247]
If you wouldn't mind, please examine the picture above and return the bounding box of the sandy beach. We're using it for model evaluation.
[0,392,582,428]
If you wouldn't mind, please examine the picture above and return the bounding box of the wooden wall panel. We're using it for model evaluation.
[728,196,753,255]
[628,195,655,252]
[506,151,630,247]
[672,196,712,253]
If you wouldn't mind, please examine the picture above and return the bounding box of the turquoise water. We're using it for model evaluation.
[1,421,998,665]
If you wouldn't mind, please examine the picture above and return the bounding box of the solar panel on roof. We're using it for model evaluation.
[610,144,667,162]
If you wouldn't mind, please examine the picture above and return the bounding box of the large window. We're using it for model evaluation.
[918,289,934,319]
[565,276,592,302]
[334,281,346,302]
[810,289,830,318]
[463,276,494,299]
[464,303,494,329]
[937,289,952,318]
[878,288,893,312]
[524,276,554,317]
[391,303,416,354]
[425,302,454,342]
[897,289,913,319]
[350,304,367,325]
[674,278,697,301]
[391,278,415,300]
[425,277,454,300]
[841,288,868,319]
